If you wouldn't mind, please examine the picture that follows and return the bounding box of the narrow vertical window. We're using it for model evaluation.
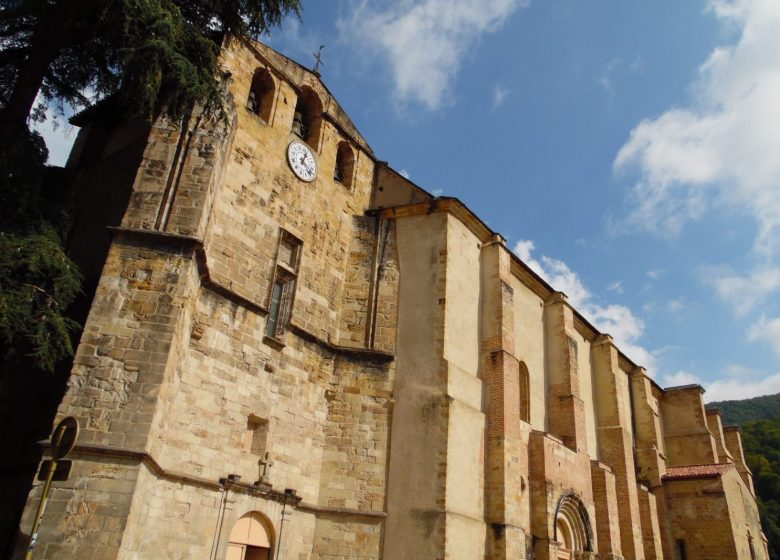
[266,231,301,340]
[519,361,530,423]
[676,539,687,560]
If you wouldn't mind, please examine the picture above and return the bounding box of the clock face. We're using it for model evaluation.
[287,141,317,182]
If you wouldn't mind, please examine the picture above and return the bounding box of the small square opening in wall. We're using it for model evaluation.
[245,416,269,457]
[277,232,300,269]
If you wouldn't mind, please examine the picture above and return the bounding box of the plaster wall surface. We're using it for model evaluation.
[385,213,449,560]
[510,277,547,432]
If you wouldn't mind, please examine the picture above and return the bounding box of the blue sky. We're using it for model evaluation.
[38,0,780,401]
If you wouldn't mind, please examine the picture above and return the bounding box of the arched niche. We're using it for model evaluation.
[225,511,274,560]
[246,68,275,123]
[553,493,593,557]
[518,361,530,423]
[334,141,355,188]
[292,86,323,148]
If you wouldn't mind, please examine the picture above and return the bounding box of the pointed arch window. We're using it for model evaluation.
[553,493,593,555]
[518,361,530,423]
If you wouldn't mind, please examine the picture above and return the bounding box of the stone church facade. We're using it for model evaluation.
[14,38,767,560]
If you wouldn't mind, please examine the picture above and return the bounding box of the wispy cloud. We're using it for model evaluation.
[492,84,509,110]
[513,239,655,371]
[615,0,780,365]
[270,17,326,64]
[607,280,623,294]
[662,370,702,387]
[599,58,621,99]
[646,269,664,280]
[338,0,527,110]
[705,373,780,401]
[705,265,780,316]
[748,315,780,358]
[667,298,685,312]
[399,169,411,179]
[614,0,780,257]
[663,366,780,402]
[628,55,646,75]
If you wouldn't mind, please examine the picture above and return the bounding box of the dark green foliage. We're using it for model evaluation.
[708,393,780,426]
[0,130,81,371]
[742,417,780,559]
[712,393,780,557]
[0,0,300,371]
[0,0,301,128]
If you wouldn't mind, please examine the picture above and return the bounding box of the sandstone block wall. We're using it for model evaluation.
[14,35,768,560]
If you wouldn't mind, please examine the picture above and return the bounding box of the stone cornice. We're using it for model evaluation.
[70,444,383,518]
[374,199,651,381]
[377,198,497,244]
[108,227,395,363]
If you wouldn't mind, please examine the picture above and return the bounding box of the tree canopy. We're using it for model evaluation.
[0,0,301,131]
[0,0,300,371]
[742,418,780,559]
[708,393,780,426]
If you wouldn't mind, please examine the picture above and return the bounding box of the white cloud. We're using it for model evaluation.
[748,315,780,357]
[614,0,780,257]
[339,0,527,110]
[707,265,780,316]
[646,269,664,280]
[399,168,411,179]
[512,239,656,371]
[662,370,702,387]
[705,371,780,402]
[492,84,509,110]
[662,366,780,402]
[31,107,77,167]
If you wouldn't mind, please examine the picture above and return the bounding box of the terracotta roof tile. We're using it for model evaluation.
[663,463,735,481]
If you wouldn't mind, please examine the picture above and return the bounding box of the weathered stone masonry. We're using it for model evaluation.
[14,37,768,560]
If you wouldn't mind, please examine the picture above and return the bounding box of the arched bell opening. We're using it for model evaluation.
[334,141,355,188]
[553,493,593,558]
[225,511,274,560]
[246,68,275,123]
[292,86,323,148]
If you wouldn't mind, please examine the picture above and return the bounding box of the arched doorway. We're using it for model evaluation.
[553,493,593,559]
[225,512,274,560]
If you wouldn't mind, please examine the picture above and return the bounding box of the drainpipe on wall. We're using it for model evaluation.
[211,474,240,560]
[275,488,298,560]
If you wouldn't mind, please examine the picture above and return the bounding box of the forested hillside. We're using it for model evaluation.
[708,393,780,425]
[741,418,780,559]
[704,394,780,557]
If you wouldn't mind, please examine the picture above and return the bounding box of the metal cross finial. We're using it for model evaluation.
[313,45,325,73]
